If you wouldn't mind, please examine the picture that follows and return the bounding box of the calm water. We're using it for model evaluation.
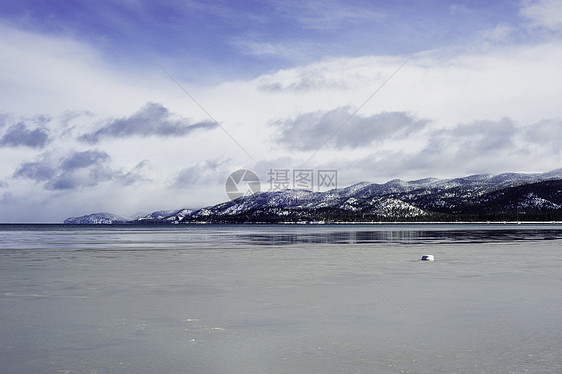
[1,223,561,374]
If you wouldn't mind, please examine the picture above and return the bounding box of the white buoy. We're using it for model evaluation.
[421,255,435,261]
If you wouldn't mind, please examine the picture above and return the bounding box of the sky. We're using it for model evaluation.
[1,0,562,222]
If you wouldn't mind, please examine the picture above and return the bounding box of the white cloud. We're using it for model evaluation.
[520,0,562,30]
[0,22,189,117]
[231,39,303,59]
[476,24,514,45]
[449,4,470,15]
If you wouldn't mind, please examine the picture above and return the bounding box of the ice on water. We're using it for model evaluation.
[1,223,561,373]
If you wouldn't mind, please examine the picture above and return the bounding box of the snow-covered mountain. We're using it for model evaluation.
[65,169,562,223]
[64,212,128,224]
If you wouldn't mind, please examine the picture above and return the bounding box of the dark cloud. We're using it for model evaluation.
[45,173,82,190]
[0,122,50,148]
[60,150,110,171]
[79,102,218,143]
[273,107,427,150]
[14,150,144,190]
[13,162,56,182]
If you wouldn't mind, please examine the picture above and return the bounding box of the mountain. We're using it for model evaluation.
[135,209,193,223]
[65,169,562,224]
[64,212,128,224]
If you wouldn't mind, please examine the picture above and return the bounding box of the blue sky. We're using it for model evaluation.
[1,0,562,222]
[0,0,522,78]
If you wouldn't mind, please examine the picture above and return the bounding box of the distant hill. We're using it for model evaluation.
[65,169,562,224]
[64,212,128,224]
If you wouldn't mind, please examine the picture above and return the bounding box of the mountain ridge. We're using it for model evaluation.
[64,169,562,224]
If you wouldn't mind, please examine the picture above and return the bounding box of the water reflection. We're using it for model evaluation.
[240,227,562,245]
[2,224,561,249]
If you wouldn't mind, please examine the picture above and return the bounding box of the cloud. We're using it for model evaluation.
[13,150,144,190]
[256,56,392,92]
[0,191,16,205]
[449,4,470,15]
[341,116,562,181]
[0,122,50,148]
[273,107,428,150]
[59,110,95,136]
[231,39,303,59]
[273,0,386,31]
[295,114,562,186]
[230,1,386,61]
[258,69,349,92]
[172,159,232,188]
[524,118,562,144]
[476,24,514,45]
[79,102,218,143]
[60,150,110,171]
[446,118,518,153]
[394,118,519,174]
[520,0,562,31]
[13,161,56,182]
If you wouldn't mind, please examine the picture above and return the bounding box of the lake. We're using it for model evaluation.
[1,223,561,373]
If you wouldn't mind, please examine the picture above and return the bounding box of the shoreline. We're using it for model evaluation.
[1,221,562,227]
